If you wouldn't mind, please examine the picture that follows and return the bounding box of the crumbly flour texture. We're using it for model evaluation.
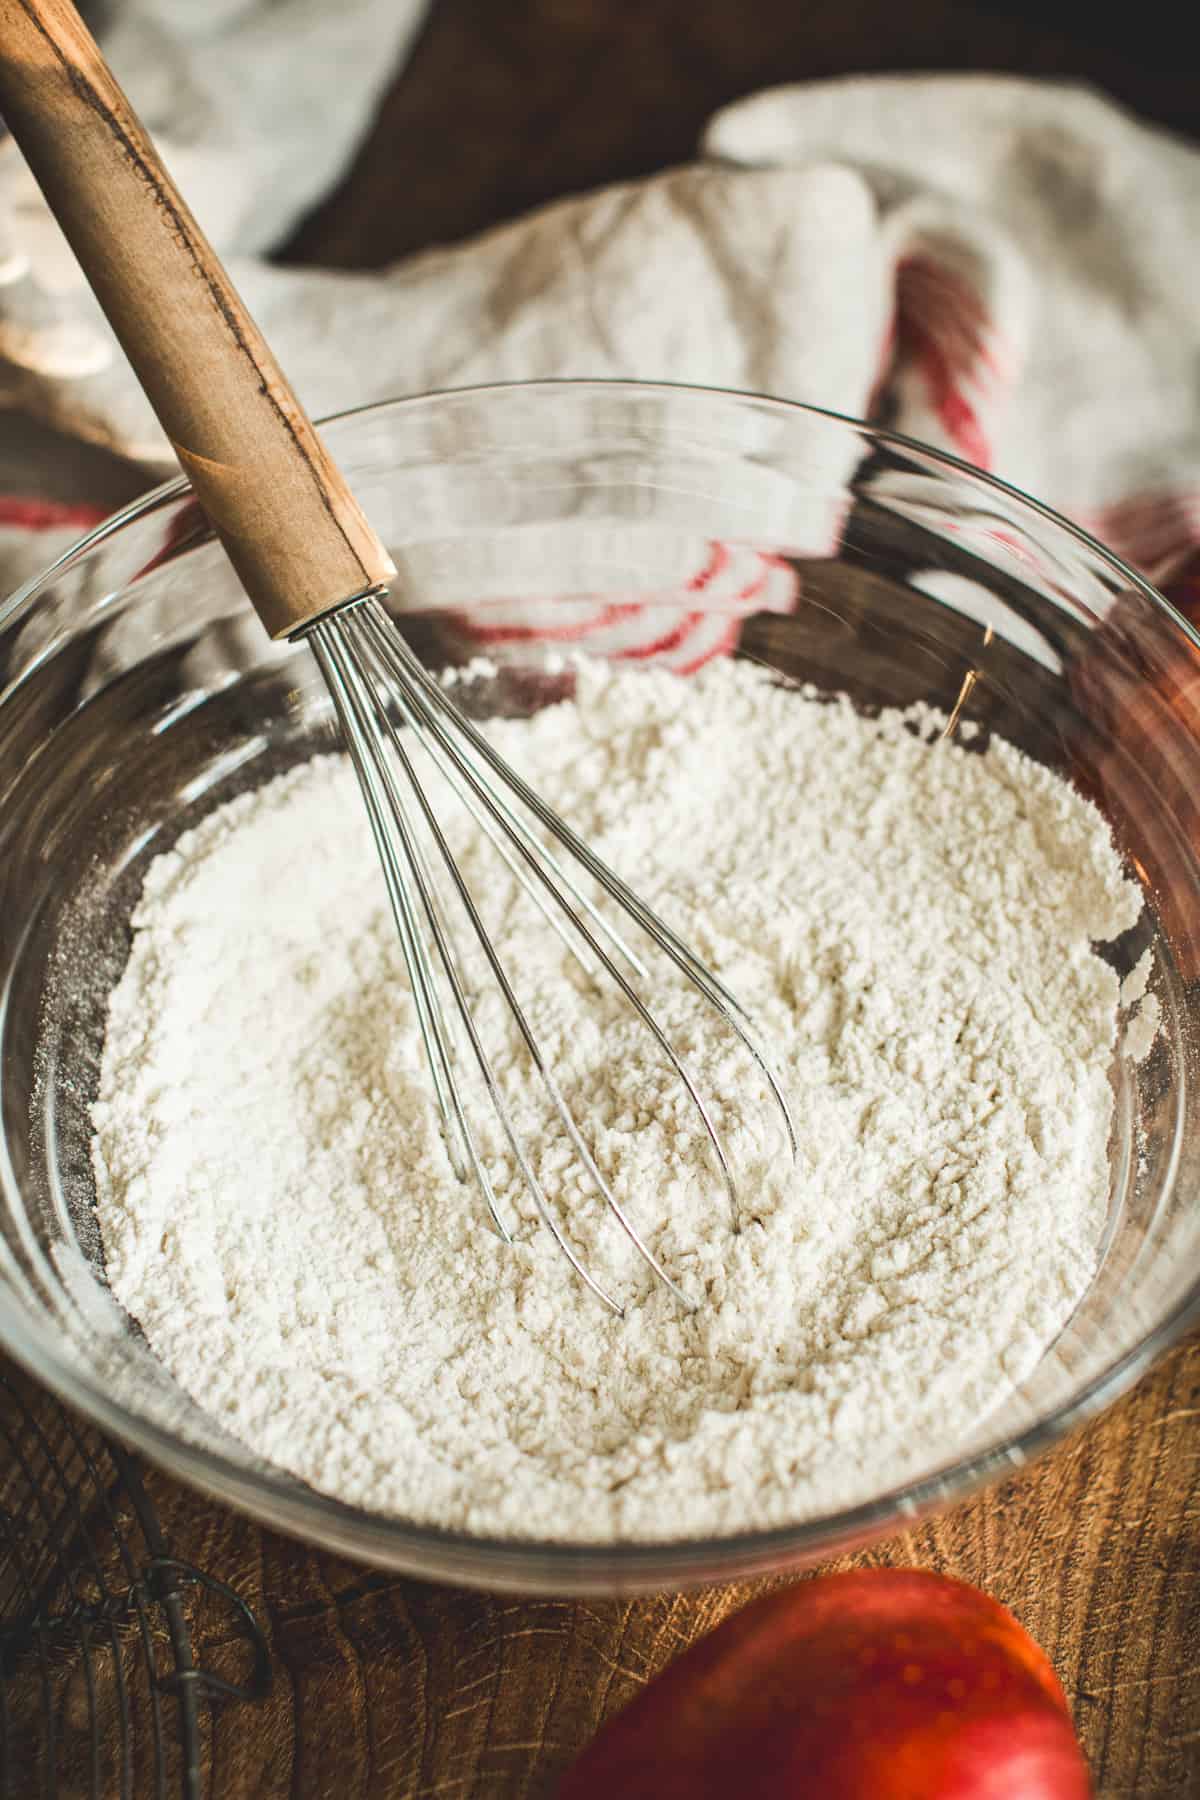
[91,658,1142,1540]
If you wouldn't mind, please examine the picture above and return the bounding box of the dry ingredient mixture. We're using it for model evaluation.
[91,658,1142,1541]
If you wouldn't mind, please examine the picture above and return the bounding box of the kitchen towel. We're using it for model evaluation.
[2,3,1198,643]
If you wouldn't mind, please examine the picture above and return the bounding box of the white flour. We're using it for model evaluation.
[91,658,1142,1540]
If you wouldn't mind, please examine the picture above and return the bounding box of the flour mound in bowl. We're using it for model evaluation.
[90,657,1140,1541]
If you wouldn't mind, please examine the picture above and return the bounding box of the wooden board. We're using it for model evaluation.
[132,1331,1200,1796]
[3,1333,1198,1796]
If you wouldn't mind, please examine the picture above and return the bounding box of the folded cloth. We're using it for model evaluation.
[0,1,428,272]
[0,0,427,588]
[2,37,1199,651]
[707,76,1200,599]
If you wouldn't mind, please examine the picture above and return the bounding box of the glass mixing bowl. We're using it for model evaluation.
[2,381,1199,1595]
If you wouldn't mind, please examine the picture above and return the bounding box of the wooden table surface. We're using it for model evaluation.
[118,1341,1200,1798]
[5,2,1200,1795]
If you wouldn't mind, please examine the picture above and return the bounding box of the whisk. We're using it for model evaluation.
[0,0,795,1312]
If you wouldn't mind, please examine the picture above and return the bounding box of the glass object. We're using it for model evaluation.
[1,381,1197,1594]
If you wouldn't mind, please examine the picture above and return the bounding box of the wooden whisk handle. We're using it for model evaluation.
[0,0,396,637]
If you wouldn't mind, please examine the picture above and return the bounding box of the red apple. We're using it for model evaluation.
[559,1570,1091,1799]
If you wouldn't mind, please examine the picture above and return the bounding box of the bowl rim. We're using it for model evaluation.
[3,375,1199,1593]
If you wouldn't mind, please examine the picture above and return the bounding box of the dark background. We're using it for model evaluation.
[284,0,1197,270]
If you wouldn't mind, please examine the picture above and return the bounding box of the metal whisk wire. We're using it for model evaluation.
[305,593,797,1315]
[0,0,798,1315]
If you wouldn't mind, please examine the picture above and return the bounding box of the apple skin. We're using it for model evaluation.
[558,1570,1092,1800]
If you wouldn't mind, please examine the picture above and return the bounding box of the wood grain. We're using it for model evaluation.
[0,0,395,636]
[165,1330,1197,1798]
[3,2,1200,1795]
[3,1335,1198,1797]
